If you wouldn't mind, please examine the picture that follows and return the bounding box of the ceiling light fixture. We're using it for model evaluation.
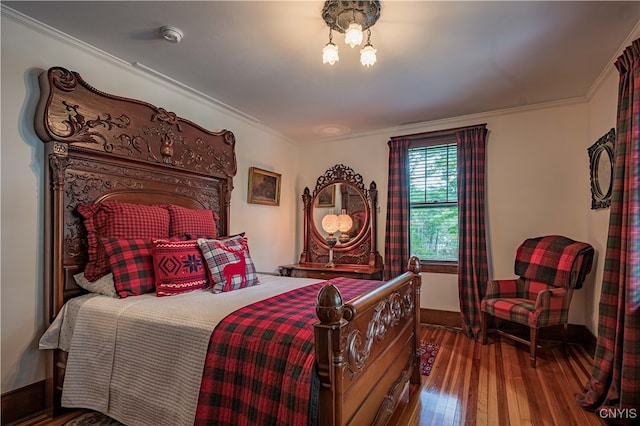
[160,25,184,44]
[321,0,381,66]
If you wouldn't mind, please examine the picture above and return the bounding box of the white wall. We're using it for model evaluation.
[1,10,301,393]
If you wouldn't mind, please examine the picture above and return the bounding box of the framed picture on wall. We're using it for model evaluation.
[247,167,281,206]
[315,185,335,208]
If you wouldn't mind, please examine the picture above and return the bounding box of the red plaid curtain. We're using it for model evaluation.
[576,38,640,421]
[384,138,410,280]
[457,125,489,339]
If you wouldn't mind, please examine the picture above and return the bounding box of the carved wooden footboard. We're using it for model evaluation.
[315,257,422,425]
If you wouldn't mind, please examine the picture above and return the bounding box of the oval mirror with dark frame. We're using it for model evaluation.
[588,128,615,210]
[300,164,383,270]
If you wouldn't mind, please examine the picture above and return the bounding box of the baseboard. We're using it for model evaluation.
[567,324,597,357]
[420,308,462,329]
[1,380,45,425]
[420,308,597,357]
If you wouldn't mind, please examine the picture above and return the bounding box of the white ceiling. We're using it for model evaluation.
[5,1,640,143]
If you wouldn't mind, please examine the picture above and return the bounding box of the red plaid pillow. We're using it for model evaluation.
[198,235,259,293]
[152,239,209,297]
[78,201,170,281]
[101,237,155,298]
[166,204,218,238]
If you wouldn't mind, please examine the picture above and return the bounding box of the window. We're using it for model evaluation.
[409,134,458,268]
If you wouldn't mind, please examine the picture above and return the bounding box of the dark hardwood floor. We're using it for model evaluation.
[17,325,604,426]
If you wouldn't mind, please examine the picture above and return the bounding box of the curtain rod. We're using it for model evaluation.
[390,123,487,141]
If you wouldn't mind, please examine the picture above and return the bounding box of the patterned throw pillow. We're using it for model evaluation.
[152,239,209,297]
[198,235,259,293]
[101,237,155,298]
[78,201,170,281]
[165,204,218,239]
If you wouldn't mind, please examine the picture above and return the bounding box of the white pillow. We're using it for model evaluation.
[73,272,119,298]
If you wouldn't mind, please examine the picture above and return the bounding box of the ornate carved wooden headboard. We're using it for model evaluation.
[34,66,237,324]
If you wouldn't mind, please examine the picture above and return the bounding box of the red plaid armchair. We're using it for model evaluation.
[480,235,594,367]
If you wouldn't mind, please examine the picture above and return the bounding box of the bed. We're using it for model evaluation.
[34,66,422,425]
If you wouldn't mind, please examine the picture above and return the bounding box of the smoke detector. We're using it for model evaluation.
[160,26,184,44]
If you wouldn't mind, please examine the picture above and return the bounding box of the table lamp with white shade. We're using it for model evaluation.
[337,209,353,244]
[321,210,339,267]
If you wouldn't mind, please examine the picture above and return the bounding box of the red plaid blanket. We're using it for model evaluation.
[194,277,381,426]
[514,235,594,289]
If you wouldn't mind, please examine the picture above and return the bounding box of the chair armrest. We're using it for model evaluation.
[534,287,567,310]
[484,279,520,299]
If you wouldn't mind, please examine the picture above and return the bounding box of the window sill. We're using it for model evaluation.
[420,262,458,274]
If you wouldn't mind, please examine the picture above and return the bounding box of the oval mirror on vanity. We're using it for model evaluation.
[311,182,369,248]
[279,164,383,280]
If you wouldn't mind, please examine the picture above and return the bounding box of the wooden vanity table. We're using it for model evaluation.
[284,164,384,281]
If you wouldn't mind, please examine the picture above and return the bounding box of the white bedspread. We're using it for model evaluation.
[39,274,321,426]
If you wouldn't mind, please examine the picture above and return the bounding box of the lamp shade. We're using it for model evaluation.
[360,43,377,67]
[337,209,353,232]
[344,23,363,48]
[322,212,339,234]
[322,42,339,65]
